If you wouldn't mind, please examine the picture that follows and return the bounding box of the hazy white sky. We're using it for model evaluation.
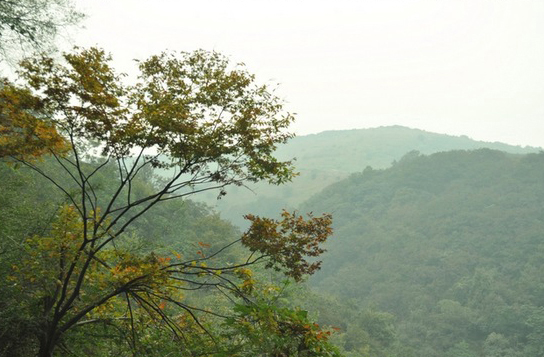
[71,0,544,147]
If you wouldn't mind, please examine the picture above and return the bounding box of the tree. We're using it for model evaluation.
[0,47,336,357]
[0,0,83,65]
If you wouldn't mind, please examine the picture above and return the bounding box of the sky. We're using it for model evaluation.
[70,0,544,147]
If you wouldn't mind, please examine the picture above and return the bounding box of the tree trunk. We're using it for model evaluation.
[37,330,56,357]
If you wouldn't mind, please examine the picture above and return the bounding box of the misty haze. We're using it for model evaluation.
[1,1,543,357]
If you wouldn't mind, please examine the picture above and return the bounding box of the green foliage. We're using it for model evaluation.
[302,149,544,356]
[221,285,342,357]
[445,341,477,357]
[0,47,336,357]
[282,287,397,357]
[0,156,338,357]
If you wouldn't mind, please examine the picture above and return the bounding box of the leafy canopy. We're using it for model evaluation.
[2,47,295,185]
[0,47,336,357]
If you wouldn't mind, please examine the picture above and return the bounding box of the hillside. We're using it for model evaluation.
[302,149,544,357]
[275,125,538,172]
[197,126,540,226]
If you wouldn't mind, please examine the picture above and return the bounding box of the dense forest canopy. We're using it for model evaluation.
[302,149,544,357]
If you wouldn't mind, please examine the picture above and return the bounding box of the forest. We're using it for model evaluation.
[304,149,544,357]
[1,2,544,357]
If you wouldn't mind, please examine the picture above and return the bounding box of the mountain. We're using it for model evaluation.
[197,126,540,226]
[274,125,538,172]
[301,149,544,357]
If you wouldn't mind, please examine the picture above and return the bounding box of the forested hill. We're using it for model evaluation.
[302,149,544,357]
[198,126,540,226]
[274,125,539,172]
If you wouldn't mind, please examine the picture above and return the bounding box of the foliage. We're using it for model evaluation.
[292,290,397,357]
[0,78,69,158]
[220,282,342,357]
[243,210,333,281]
[0,47,335,357]
[0,159,233,356]
[2,47,295,183]
[303,149,544,356]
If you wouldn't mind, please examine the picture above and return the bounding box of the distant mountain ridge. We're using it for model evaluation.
[274,125,540,172]
[197,126,541,225]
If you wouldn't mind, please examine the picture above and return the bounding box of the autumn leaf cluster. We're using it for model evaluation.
[242,210,333,282]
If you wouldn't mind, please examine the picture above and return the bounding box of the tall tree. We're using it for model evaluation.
[0,47,337,357]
